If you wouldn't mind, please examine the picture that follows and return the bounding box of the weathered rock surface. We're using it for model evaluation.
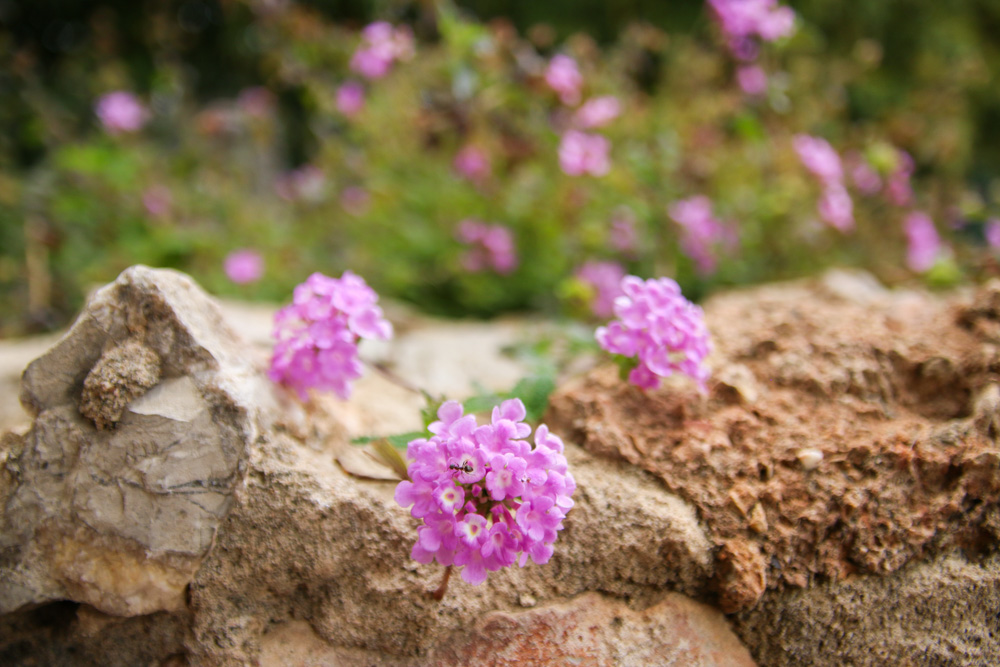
[1,266,276,619]
[547,270,1000,664]
[1,266,743,665]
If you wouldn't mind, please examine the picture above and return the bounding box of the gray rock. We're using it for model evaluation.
[1,266,273,617]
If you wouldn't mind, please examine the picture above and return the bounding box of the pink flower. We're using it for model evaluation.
[667,196,737,275]
[736,65,768,96]
[576,261,626,318]
[986,218,1000,249]
[269,271,392,400]
[142,186,172,219]
[545,54,583,106]
[793,134,843,186]
[903,212,940,273]
[596,275,712,391]
[453,145,490,183]
[708,0,796,57]
[457,220,518,274]
[336,81,365,117]
[95,91,148,134]
[395,399,574,585]
[558,130,610,177]
[224,249,264,284]
[350,22,414,79]
[573,96,621,129]
[817,183,855,232]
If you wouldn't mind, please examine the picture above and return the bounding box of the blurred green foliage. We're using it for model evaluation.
[1,0,1000,334]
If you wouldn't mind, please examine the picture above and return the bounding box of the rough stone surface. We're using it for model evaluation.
[1,266,734,666]
[546,270,1000,664]
[1,265,273,617]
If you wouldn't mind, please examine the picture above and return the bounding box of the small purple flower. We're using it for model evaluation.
[736,65,768,96]
[708,0,796,59]
[269,271,392,400]
[596,275,712,391]
[559,130,610,177]
[456,220,518,274]
[395,399,574,586]
[986,218,1000,249]
[350,22,414,80]
[793,134,843,186]
[667,196,737,275]
[224,249,264,284]
[95,91,148,134]
[847,152,882,195]
[903,212,941,273]
[453,144,491,183]
[576,261,626,318]
[817,183,855,233]
[573,96,621,129]
[336,81,365,117]
[545,54,583,106]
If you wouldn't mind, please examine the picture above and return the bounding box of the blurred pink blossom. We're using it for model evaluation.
[987,218,1000,249]
[817,184,855,232]
[336,81,365,117]
[142,186,172,218]
[736,65,768,96]
[350,22,414,79]
[573,96,621,129]
[457,220,518,274]
[224,249,264,284]
[708,0,796,60]
[95,91,148,134]
[453,144,491,182]
[903,212,941,273]
[545,55,583,106]
[559,130,610,177]
[340,186,371,216]
[793,134,843,186]
[668,196,737,275]
[576,261,626,318]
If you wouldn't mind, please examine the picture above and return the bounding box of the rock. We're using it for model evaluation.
[1,265,274,617]
[546,271,1000,664]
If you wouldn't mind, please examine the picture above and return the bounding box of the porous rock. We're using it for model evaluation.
[1,266,736,666]
[546,272,1000,664]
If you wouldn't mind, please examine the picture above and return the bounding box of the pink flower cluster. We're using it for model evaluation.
[667,196,737,275]
[95,91,148,134]
[793,134,854,232]
[573,96,621,129]
[224,249,264,284]
[456,220,518,274]
[559,130,610,177]
[708,0,796,61]
[395,398,575,585]
[544,55,583,106]
[453,144,491,183]
[336,81,365,117]
[596,276,712,391]
[576,261,626,318]
[269,271,393,400]
[350,21,414,80]
[903,212,941,273]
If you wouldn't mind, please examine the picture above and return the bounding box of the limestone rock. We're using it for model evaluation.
[1,265,274,617]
